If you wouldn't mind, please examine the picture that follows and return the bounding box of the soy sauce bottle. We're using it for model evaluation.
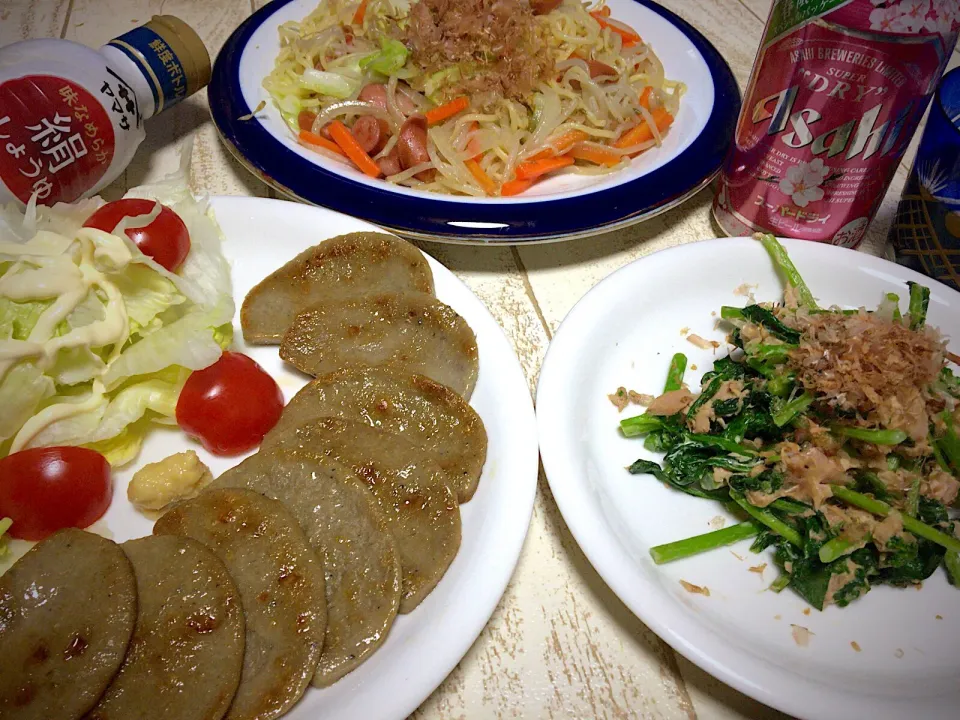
[0,16,210,206]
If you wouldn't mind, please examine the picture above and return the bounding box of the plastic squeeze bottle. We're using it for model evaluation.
[0,16,211,206]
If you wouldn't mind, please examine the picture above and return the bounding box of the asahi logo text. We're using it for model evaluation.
[751,84,914,161]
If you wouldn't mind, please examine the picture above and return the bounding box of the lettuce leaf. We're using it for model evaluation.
[101,298,231,391]
[0,517,11,557]
[0,298,51,340]
[48,347,106,385]
[20,370,187,466]
[123,162,233,311]
[1,146,234,467]
[84,417,155,467]
[109,263,185,332]
[0,362,54,441]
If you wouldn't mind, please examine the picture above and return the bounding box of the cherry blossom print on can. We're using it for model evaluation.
[713,0,959,247]
[0,76,115,205]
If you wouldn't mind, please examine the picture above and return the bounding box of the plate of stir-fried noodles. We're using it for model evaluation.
[210,0,739,242]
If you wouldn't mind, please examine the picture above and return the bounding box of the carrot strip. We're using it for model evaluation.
[328,120,382,177]
[465,159,496,195]
[568,144,622,167]
[590,12,641,47]
[514,155,575,181]
[613,107,674,151]
[501,179,534,196]
[353,0,368,25]
[528,130,590,161]
[596,4,611,17]
[425,96,469,125]
[638,86,653,110]
[299,129,345,157]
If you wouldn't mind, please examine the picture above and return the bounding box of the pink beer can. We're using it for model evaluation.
[713,0,959,248]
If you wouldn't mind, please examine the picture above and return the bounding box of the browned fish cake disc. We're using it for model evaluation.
[279,291,479,399]
[153,489,326,720]
[84,535,245,720]
[0,529,137,720]
[240,232,435,345]
[263,367,487,502]
[212,452,401,687]
[265,417,461,613]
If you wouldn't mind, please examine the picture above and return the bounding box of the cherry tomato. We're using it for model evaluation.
[0,447,112,541]
[176,351,285,455]
[84,198,191,272]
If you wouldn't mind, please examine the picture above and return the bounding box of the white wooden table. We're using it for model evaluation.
[4,1,956,717]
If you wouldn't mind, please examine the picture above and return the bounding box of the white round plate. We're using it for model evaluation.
[209,0,739,243]
[54,197,537,720]
[536,237,960,720]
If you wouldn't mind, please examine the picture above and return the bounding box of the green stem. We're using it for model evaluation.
[945,551,960,587]
[905,477,920,518]
[908,281,930,330]
[664,353,687,393]
[748,344,796,364]
[721,306,744,320]
[830,485,960,554]
[649,521,760,564]
[834,426,908,445]
[757,233,819,309]
[818,535,860,563]
[932,440,951,472]
[773,392,814,428]
[620,414,663,438]
[769,574,792,592]
[766,371,796,397]
[936,423,960,475]
[685,433,759,457]
[771,498,810,515]
[886,292,902,322]
[730,492,803,547]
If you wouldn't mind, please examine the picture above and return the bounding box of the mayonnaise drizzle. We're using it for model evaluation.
[0,257,84,300]
[10,384,105,453]
[0,226,132,383]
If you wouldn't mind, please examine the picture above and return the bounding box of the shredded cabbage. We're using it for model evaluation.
[0,155,234,465]
[301,68,359,98]
[361,37,410,75]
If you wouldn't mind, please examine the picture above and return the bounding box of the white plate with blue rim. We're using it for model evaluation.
[208,0,739,243]
[536,236,960,720]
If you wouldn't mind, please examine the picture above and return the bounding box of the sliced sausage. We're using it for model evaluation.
[586,59,617,79]
[530,0,563,14]
[361,82,419,117]
[358,83,389,110]
[298,110,317,132]
[377,146,402,177]
[351,115,388,154]
[397,114,434,180]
